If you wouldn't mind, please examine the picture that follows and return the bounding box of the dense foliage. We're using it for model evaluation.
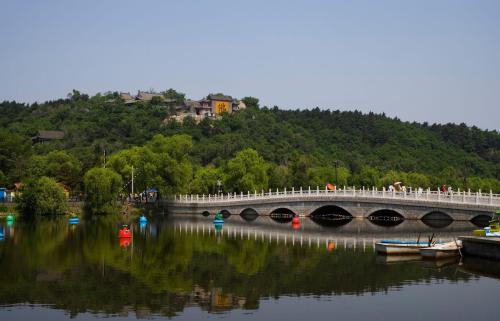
[16,176,68,216]
[0,90,499,196]
[84,168,122,214]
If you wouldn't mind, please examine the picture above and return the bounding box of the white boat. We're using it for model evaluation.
[419,241,462,259]
[375,240,432,255]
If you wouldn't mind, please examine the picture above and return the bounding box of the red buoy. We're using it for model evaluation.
[119,237,132,248]
[119,227,132,238]
[292,217,300,224]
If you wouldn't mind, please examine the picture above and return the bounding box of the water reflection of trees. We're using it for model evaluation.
[0,217,474,318]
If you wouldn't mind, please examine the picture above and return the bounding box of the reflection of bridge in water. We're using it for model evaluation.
[170,215,477,250]
[163,188,499,221]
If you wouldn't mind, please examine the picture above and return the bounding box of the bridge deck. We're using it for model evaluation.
[169,188,499,208]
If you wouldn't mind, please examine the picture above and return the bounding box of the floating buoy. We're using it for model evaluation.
[0,231,3,239]
[292,217,300,224]
[327,241,336,252]
[68,217,79,225]
[119,237,132,248]
[213,212,224,225]
[214,222,223,233]
[6,214,14,222]
[139,215,148,223]
[119,226,132,238]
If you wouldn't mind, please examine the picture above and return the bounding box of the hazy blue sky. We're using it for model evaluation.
[1,0,499,129]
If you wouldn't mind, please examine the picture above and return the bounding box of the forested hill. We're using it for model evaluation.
[0,91,499,194]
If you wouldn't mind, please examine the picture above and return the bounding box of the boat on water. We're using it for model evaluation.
[375,240,433,255]
[376,234,441,255]
[473,210,500,236]
[419,241,462,259]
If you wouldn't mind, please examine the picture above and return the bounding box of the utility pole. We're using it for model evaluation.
[463,159,468,191]
[334,160,339,185]
[131,166,134,198]
[103,149,106,168]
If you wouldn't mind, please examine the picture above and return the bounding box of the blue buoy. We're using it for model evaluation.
[0,231,3,239]
[139,215,148,223]
[69,217,79,225]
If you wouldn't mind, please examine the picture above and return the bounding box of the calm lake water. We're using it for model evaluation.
[0,214,499,321]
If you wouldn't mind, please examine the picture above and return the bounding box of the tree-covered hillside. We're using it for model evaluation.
[0,90,499,195]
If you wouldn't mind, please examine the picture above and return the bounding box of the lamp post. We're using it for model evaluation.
[333,160,339,186]
[217,180,222,196]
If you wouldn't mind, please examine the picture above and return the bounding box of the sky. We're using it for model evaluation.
[0,0,499,130]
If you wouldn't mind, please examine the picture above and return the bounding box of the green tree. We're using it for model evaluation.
[16,176,68,216]
[44,151,82,189]
[406,172,431,189]
[225,148,269,192]
[308,166,350,188]
[0,128,32,185]
[268,164,291,188]
[190,166,223,194]
[355,166,381,188]
[241,96,259,109]
[290,155,313,188]
[162,88,186,105]
[379,170,401,188]
[84,168,122,215]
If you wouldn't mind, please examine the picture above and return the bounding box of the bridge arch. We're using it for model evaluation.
[310,205,353,227]
[368,209,404,226]
[270,208,296,223]
[310,205,352,218]
[471,214,492,227]
[240,208,259,222]
[421,211,452,228]
[220,210,231,219]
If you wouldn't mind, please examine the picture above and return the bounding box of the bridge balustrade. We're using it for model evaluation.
[170,187,500,207]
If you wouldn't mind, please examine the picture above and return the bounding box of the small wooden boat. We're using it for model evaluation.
[375,240,432,255]
[419,241,462,259]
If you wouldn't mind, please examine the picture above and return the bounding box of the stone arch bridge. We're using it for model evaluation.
[161,188,499,221]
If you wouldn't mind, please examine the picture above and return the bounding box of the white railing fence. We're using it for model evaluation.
[170,186,500,206]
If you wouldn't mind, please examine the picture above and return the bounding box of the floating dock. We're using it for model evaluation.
[459,236,500,260]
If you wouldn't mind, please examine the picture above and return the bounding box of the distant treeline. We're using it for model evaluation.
[0,89,499,196]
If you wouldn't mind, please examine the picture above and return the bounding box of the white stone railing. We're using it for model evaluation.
[170,186,500,207]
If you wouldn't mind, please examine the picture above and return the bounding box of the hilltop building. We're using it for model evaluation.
[118,90,246,123]
[31,130,65,144]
